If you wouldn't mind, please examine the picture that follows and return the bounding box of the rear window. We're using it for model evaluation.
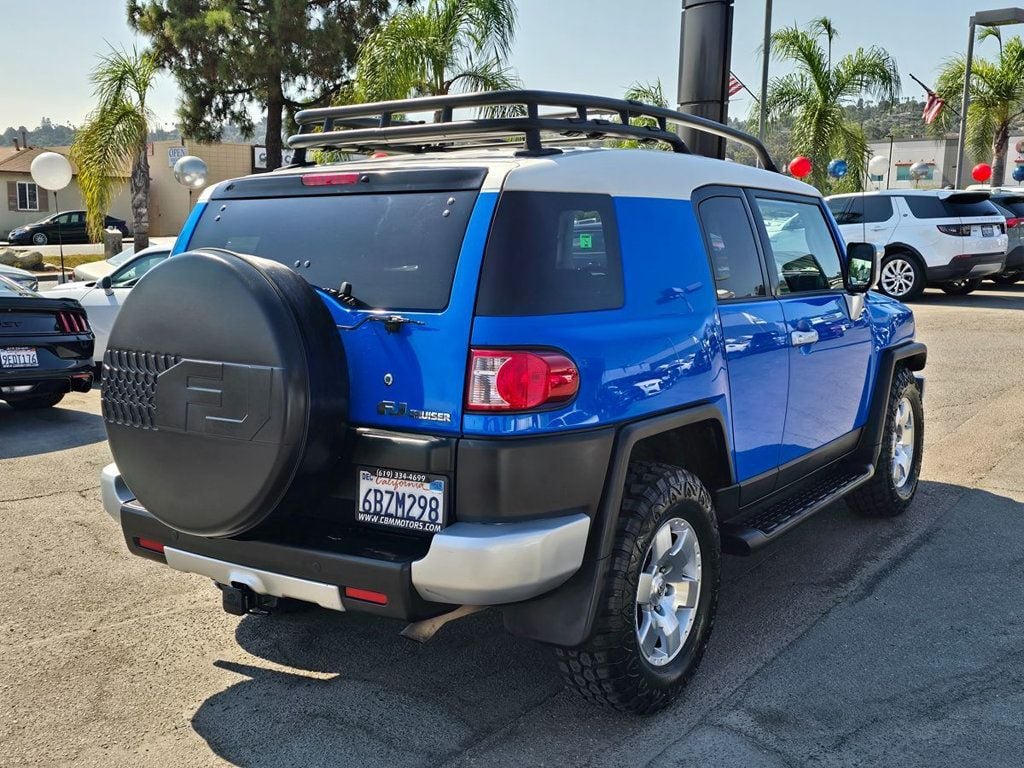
[993,197,1024,217]
[186,191,477,311]
[476,192,623,315]
[0,275,33,296]
[903,195,1000,219]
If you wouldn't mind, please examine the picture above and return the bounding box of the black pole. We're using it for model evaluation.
[677,0,735,159]
[759,0,773,143]
[54,191,66,283]
[887,135,894,189]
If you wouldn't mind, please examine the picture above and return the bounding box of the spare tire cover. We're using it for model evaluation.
[101,249,347,537]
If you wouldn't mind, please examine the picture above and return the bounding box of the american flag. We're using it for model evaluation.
[923,89,945,124]
[728,73,745,98]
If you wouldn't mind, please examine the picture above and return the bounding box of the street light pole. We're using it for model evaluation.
[758,0,773,144]
[954,19,976,188]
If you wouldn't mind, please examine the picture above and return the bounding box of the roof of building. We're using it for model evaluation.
[0,146,79,175]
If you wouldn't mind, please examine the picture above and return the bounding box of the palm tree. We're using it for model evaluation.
[355,0,519,103]
[71,47,156,249]
[764,17,900,191]
[934,28,1024,187]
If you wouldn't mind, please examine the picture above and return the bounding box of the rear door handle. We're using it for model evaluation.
[791,330,819,346]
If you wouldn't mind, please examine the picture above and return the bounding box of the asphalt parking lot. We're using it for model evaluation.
[2,284,1023,768]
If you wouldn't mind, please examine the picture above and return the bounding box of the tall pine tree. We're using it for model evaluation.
[128,0,394,169]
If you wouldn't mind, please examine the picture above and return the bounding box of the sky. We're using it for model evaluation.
[1,0,1020,131]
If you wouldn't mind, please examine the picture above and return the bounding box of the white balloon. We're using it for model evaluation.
[173,155,208,189]
[30,151,73,191]
[867,154,888,176]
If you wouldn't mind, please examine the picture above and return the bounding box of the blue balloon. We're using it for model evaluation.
[827,159,848,178]
[1013,165,1024,182]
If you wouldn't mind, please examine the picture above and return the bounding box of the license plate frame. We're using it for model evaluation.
[356,467,447,534]
[0,347,39,368]
[982,224,994,237]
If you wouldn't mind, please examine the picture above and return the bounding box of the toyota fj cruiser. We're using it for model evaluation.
[99,91,926,714]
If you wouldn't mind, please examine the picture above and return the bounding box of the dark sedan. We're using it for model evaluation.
[7,211,129,246]
[990,194,1024,284]
[0,274,93,409]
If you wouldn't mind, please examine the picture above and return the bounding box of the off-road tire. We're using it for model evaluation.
[554,462,720,714]
[941,278,983,296]
[847,367,923,517]
[5,392,65,410]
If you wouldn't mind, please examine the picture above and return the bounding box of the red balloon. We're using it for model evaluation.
[789,156,812,179]
[972,163,992,182]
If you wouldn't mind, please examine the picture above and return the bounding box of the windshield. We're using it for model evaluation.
[187,191,477,311]
[0,274,35,296]
[107,245,136,267]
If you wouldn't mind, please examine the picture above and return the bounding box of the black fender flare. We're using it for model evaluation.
[501,403,732,647]
[855,341,927,466]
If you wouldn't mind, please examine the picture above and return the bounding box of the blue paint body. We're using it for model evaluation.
[175,179,915,486]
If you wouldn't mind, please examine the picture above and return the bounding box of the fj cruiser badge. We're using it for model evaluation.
[378,400,452,423]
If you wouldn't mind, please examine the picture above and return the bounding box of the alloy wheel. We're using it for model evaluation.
[890,396,916,489]
[880,258,916,298]
[635,517,702,667]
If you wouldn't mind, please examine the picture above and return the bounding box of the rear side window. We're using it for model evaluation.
[903,195,1000,219]
[827,196,893,224]
[993,198,1024,216]
[476,192,623,315]
[697,196,766,300]
[187,191,477,311]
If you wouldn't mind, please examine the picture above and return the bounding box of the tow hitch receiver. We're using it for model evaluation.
[218,582,278,616]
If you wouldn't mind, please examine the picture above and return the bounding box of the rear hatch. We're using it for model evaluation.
[946,193,1007,255]
[180,166,499,435]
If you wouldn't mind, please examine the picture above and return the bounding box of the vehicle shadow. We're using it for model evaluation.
[0,402,106,459]
[189,481,1021,768]
[914,281,1024,310]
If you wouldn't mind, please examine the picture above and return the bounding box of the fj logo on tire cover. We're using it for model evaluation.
[154,359,285,442]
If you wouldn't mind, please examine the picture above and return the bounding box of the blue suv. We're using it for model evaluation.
[99,92,926,714]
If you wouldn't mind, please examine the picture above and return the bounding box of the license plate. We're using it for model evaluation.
[357,468,446,533]
[982,224,994,237]
[0,347,38,368]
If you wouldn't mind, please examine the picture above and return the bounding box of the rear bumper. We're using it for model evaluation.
[101,463,590,615]
[1002,244,1024,272]
[927,252,1006,282]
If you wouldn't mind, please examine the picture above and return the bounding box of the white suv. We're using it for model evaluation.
[827,190,1007,299]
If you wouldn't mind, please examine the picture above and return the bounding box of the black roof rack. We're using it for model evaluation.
[287,90,777,172]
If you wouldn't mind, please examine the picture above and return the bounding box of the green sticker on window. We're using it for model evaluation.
[579,233,593,249]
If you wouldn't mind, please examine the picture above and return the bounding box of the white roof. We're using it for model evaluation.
[828,188,986,200]
[201,146,816,202]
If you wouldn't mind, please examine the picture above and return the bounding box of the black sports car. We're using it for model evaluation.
[0,274,94,409]
[7,211,129,246]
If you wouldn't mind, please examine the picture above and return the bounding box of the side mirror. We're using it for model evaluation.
[99,275,113,292]
[845,242,881,294]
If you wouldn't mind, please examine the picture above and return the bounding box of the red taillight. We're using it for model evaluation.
[344,587,389,605]
[937,224,971,236]
[56,311,88,333]
[136,538,165,554]
[466,349,579,411]
[1007,217,1023,229]
[301,172,360,186]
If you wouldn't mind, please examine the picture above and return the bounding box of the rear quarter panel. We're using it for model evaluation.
[464,196,728,436]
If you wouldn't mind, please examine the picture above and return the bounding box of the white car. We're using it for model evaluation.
[41,246,170,364]
[72,244,143,283]
[826,189,1008,299]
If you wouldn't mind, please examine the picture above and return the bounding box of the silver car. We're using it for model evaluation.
[0,263,38,291]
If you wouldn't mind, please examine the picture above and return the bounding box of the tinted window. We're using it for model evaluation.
[0,274,33,296]
[187,191,477,311]
[697,196,765,300]
[755,197,844,294]
[828,196,893,225]
[111,252,169,288]
[477,192,623,315]
[992,197,1024,217]
[903,195,1000,219]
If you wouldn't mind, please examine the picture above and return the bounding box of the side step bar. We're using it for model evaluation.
[720,465,875,555]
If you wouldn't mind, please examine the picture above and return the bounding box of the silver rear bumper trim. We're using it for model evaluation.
[163,547,345,611]
[410,514,590,605]
[101,463,133,523]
